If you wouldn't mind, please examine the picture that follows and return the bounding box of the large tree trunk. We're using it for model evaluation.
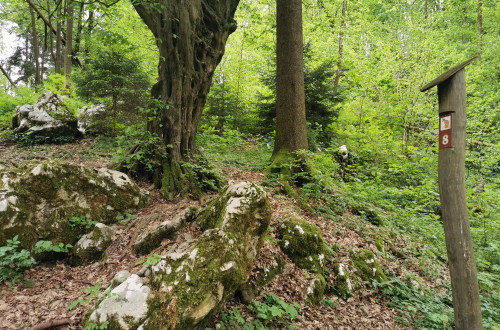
[133,0,239,198]
[273,0,308,155]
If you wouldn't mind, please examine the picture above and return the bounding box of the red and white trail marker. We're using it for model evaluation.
[439,113,453,149]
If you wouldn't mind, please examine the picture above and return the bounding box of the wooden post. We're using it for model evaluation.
[421,57,482,330]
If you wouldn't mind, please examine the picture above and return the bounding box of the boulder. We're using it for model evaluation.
[77,104,106,135]
[0,160,149,250]
[278,217,325,273]
[11,92,80,140]
[133,207,196,256]
[350,249,387,283]
[72,223,115,264]
[304,274,326,305]
[87,181,271,329]
[333,263,356,299]
[90,275,152,329]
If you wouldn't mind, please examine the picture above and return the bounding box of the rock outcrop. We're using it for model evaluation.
[351,248,387,283]
[87,181,271,329]
[11,92,80,140]
[77,104,106,135]
[72,223,115,264]
[133,208,196,257]
[0,160,149,250]
[278,217,325,273]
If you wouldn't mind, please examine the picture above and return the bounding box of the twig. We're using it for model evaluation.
[31,318,70,330]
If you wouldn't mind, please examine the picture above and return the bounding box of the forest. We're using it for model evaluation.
[0,0,498,329]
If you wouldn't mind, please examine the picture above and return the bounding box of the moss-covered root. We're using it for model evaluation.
[278,217,326,273]
[350,249,387,283]
[160,157,224,200]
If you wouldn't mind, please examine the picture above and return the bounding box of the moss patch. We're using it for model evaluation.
[333,263,356,300]
[351,249,387,283]
[279,217,325,273]
[305,274,326,305]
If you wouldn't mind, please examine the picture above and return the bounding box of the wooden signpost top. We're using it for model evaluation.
[420,56,479,92]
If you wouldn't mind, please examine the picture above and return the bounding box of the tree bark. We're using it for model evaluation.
[55,2,63,74]
[132,0,239,197]
[273,0,308,155]
[73,2,84,55]
[333,0,346,91]
[477,0,482,58]
[64,0,74,88]
[30,7,42,87]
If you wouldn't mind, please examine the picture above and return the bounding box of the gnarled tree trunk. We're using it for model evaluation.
[132,0,239,198]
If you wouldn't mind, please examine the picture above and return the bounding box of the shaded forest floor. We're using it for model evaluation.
[0,136,478,329]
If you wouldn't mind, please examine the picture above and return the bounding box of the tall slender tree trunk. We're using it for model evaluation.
[273,0,308,155]
[64,0,74,88]
[30,7,42,87]
[74,2,84,55]
[132,0,239,198]
[55,3,63,74]
[334,0,346,91]
[477,0,482,58]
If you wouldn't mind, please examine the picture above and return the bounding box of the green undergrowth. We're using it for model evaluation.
[218,294,300,329]
[201,131,499,329]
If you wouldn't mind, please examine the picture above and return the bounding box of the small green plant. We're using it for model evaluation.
[69,216,98,230]
[320,297,338,308]
[249,294,300,327]
[34,240,73,254]
[135,253,162,267]
[68,279,105,310]
[84,321,109,330]
[219,307,247,329]
[0,235,36,284]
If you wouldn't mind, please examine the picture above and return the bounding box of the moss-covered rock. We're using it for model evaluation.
[237,254,285,304]
[278,217,325,273]
[350,249,387,283]
[89,274,152,328]
[133,208,196,256]
[72,223,115,264]
[77,104,106,135]
[0,160,149,250]
[333,263,356,300]
[305,274,326,305]
[88,181,271,329]
[11,92,81,140]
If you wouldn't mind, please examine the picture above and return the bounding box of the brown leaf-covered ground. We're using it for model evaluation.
[0,138,444,329]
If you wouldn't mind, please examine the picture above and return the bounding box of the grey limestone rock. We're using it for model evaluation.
[11,92,80,139]
[88,181,271,329]
[0,160,149,250]
[77,104,106,135]
[73,223,115,264]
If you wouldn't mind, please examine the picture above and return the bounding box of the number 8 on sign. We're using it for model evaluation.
[439,113,452,149]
